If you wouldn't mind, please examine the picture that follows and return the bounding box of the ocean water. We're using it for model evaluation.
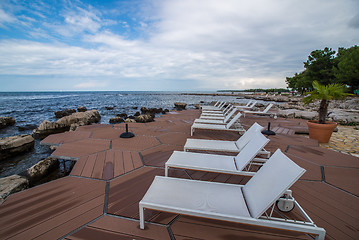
[0,91,246,177]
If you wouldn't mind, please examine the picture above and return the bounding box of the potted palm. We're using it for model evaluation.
[303,81,350,143]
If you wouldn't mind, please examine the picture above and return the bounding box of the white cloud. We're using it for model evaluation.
[0,0,358,91]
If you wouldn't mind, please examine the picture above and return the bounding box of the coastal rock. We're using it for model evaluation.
[174,102,186,110]
[109,117,124,124]
[162,109,169,114]
[134,111,141,116]
[141,107,163,114]
[17,124,38,132]
[0,117,15,129]
[125,118,136,123]
[0,135,35,160]
[32,120,69,139]
[0,174,29,204]
[105,106,116,110]
[77,106,87,112]
[277,109,317,120]
[135,114,154,123]
[117,113,128,118]
[56,109,101,126]
[23,157,59,184]
[328,109,359,124]
[33,110,101,139]
[54,109,76,118]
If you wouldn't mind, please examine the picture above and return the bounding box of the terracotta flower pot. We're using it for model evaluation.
[307,120,337,143]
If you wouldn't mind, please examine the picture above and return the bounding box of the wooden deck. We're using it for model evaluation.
[0,109,358,240]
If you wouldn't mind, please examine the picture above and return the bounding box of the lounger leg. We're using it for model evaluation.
[315,230,326,240]
[191,127,194,136]
[165,165,169,177]
[139,204,145,229]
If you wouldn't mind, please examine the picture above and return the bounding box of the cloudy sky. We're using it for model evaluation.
[0,0,358,91]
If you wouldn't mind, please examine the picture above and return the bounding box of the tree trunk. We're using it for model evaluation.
[318,99,329,124]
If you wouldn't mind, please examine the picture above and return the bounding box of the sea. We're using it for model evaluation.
[0,91,248,178]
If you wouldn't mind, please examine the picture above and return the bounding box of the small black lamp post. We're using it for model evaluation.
[120,123,135,138]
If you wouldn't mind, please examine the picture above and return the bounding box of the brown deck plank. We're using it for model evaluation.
[287,145,359,168]
[81,154,97,178]
[132,151,143,169]
[103,150,114,180]
[66,215,170,240]
[52,139,111,159]
[0,177,105,239]
[113,150,125,177]
[324,166,359,196]
[70,155,88,176]
[293,181,359,240]
[14,197,104,240]
[92,151,106,179]
[171,216,308,240]
[123,151,134,173]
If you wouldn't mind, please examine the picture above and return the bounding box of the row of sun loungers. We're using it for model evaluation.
[138,100,326,240]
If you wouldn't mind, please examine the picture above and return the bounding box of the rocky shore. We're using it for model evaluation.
[236,93,359,125]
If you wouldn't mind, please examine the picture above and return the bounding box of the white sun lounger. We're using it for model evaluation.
[194,108,238,125]
[201,104,232,115]
[184,122,270,157]
[236,100,257,110]
[201,101,224,111]
[199,106,234,120]
[202,102,228,113]
[191,112,244,136]
[139,151,326,240]
[165,131,269,177]
[242,103,275,117]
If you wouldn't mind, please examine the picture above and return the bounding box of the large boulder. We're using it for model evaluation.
[174,102,186,110]
[0,134,35,160]
[109,117,124,124]
[0,117,15,129]
[32,120,69,139]
[135,114,154,123]
[33,110,101,139]
[22,157,59,184]
[77,106,87,112]
[0,174,29,204]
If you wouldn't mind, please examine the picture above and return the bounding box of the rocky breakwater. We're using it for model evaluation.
[109,107,169,124]
[0,134,35,161]
[0,157,59,203]
[33,109,101,139]
[276,96,359,125]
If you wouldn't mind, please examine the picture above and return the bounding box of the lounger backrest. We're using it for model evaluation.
[242,149,306,219]
[214,101,220,107]
[224,108,237,123]
[223,104,232,114]
[235,122,264,150]
[222,105,233,116]
[226,111,242,129]
[244,100,253,107]
[218,101,226,109]
[262,103,273,113]
[234,132,269,171]
[248,101,257,108]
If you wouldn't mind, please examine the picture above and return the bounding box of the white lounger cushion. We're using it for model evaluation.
[141,176,251,218]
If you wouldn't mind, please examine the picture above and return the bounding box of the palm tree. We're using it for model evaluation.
[303,81,350,124]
